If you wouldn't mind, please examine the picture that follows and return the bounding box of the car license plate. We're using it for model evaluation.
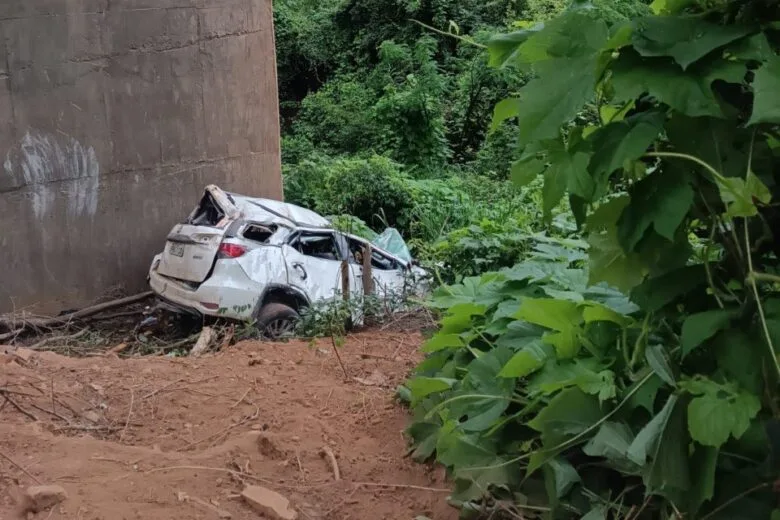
[170,243,185,258]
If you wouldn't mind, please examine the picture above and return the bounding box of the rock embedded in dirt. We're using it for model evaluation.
[21,484,68,513]
[241,485,298,520]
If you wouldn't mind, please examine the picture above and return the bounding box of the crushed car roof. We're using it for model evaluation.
[226,192,331,229]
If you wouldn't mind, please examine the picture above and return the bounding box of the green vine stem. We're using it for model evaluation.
[743,218,780,381]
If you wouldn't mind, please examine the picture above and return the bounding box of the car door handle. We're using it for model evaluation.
[292,262,307,280]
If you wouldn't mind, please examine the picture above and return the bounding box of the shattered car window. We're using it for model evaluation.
[290,233,341,261]
[243,224,277,243]
[187,192,225,227]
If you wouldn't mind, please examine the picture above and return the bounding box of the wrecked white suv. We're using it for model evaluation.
[148,185,427,338]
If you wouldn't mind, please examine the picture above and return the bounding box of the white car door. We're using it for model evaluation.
[282,231,347,303]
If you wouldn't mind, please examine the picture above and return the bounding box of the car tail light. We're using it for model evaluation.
[218,243,247,258]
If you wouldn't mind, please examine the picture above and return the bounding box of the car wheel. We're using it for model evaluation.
[254,303,300,340]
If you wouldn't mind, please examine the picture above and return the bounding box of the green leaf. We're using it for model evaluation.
[544,457,580,499]
[630,265,707,312]
[516,57,598,144]
[714,330,764,395]
[611,51,727,118]
[407,377,457,404]
[588,230,647,292]
[581,506,608,520]
[627,373,664,414]
[454,347,517,432]
[528,387,604,447]
[689,445,718,515]
[513,12,609,63]
[515,298,583,333]
[510,158,545,187]
[584,421,638,472]
[631,17,751,70]
[588,111,665,185]
[530,359,617,402]
[650,0,695,15]
[682,377,762,448]
[681,310,732,357]
[491,98,520,132]
[516,298,584,358]
[407,420,441,462]
[720,172,773,218]
[499,340,550,378]
[617,170,694,251]
[581,302,633,327]
[542,142,592,220]
[487,29,539,67]
[422,333,464,353]
[748,55,780,125]
[646,344,676,386]
[628,394,678,465]
[644,395,690,507]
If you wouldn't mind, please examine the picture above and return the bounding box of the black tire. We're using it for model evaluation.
[254,303,300,340]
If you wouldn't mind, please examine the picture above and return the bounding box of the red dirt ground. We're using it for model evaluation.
[0,332,457,520]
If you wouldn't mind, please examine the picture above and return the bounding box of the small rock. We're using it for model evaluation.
[83,411,101,423]
[290,436,300,442]
[13,348,35,363]
[21,485,68,513]
[241,485,297,520]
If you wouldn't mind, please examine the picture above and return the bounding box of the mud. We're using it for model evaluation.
[0,332,456,520]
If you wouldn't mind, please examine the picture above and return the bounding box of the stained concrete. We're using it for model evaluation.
[0,0,283,311]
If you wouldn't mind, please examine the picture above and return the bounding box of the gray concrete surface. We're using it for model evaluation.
[0,0,283,312]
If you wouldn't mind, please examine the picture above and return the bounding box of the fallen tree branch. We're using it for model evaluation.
[0,392,38,421]
[0,449,42,484]
[0,292,153,336]
[28,328,90,350]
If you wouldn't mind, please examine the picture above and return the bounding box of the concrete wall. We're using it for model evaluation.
[0,0,283,312]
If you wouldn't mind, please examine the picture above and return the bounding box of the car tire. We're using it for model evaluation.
[254,303,300,340]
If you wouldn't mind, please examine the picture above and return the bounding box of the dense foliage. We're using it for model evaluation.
[400,0,780,519]
[276,0,653,282]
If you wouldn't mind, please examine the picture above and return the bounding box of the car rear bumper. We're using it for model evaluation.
[148,255,263,320]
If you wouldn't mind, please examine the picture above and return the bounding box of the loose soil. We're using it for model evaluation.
[0,332,457,520]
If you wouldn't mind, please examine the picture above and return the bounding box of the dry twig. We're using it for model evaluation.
[320,446,341,481]
[28,328,90,351]
[0,449,42,484]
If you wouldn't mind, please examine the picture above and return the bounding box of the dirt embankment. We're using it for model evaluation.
[0,332,456,520]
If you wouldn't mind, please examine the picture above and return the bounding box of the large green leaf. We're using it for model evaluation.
[487,28,538,67]
[543,457,580,499]
[611,51,727,118]
[627,373,665,414]
[681,377,761,448]
[689,445,718,516]
[646,344,677,386]
[499,340,551,378]
[516,298,584,358]
[529,359,617,402]
[515,57,599,144]
[490,98,520,132]
[588,230,647,292]
[515,298,583,333]
[643,395,690,508]
[630,265,707,312]
[650,0,696,14]
[407,377,457,405]
[452,347,517,432]
[542,142,592,221]
[422,333,464,353]
[587,111,665,187]
[714,330,764,395]
[617,170,694,251]
[584,421,640,473]
[719,172,773,218]
[513,11,609,63]
[628,394,678,465]
[681,310,732,357]
[631,16,751,70]
[748,54,780,125]
[528,387,604,447]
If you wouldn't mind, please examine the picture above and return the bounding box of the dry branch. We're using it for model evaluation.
[0,292,153,338]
